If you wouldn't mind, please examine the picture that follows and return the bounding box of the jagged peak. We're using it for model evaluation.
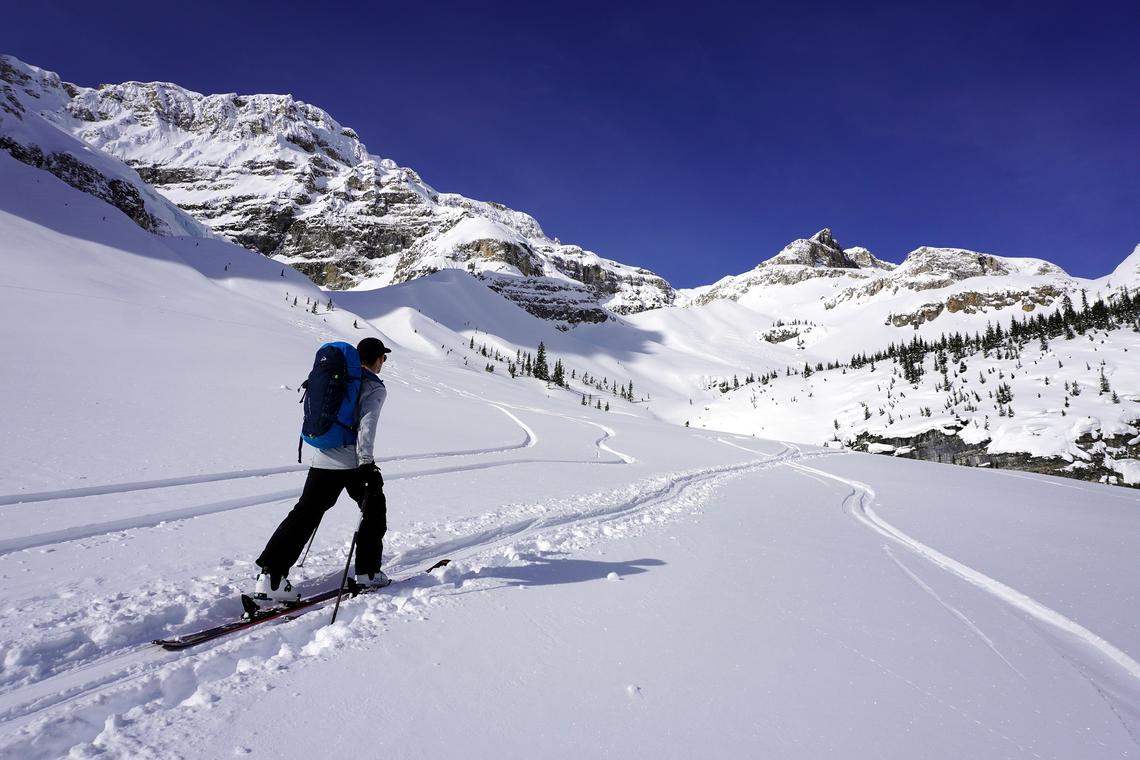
[809,228,839,249]
[763,229,857,269]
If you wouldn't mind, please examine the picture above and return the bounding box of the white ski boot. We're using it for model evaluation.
[252,570,301,603]
[355,570,392,589]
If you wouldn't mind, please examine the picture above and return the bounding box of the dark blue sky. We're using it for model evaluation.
[4,0,1138,286]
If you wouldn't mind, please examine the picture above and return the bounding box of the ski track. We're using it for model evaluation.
[435,381,641,465]
[0,445,816,756]
[785,459,1140,742]
[0,458,631,558]
[882,546,1024,679]
[0,402,621,558]
[0,435,534,508]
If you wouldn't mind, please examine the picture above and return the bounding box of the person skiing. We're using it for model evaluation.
[252,337,392,602]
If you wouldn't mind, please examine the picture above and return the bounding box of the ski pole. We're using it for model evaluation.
[297,525,319,567]
[330,500,366,625]
[330,520,360,625]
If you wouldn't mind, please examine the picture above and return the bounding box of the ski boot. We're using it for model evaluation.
[252,569,301,603]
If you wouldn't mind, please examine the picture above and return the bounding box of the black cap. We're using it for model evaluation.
[357,337,391,364]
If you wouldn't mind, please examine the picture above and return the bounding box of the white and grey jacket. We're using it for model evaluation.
[312,370,387,470]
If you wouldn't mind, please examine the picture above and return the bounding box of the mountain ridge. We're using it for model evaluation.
[0,55,675,324]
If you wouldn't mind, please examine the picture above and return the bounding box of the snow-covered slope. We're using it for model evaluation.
[0,55,673,323]
[1105,244,1140,289]
[691,320,1140,484]
[2,145,1140,758]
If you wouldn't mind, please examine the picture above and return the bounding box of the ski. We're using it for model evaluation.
[153,559,451,650]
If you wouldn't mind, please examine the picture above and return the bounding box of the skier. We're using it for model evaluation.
[252,337,392,601]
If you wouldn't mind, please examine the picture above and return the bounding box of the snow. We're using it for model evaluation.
[1109,457,1140,485]
[2,104,1140,759]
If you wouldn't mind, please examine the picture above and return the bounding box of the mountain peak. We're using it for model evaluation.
[809,228,838,248]
[766,229,857,269]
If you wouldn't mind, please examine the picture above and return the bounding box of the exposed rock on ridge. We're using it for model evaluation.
[683,226,1080,330]
[2,57,674,322]
[688,229,881,306]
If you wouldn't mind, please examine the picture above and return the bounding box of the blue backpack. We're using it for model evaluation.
[297,342,363,462]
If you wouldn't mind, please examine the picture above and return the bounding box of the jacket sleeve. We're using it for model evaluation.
[356,379,387,465]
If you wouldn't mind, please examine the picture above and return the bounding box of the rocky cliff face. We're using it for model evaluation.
[0,56,207,238]
[823,247,1077,323]
[1,57,673,323]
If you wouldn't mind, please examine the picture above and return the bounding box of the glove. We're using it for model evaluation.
[355,462,381,511]
[357,461,381,485]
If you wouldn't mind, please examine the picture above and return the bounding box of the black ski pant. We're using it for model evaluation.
[256,466,387,577]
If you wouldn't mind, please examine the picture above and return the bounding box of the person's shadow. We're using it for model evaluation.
[459,553,665,588]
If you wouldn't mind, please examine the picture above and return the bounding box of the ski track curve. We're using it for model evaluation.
[429,380,637,465]
[785,459,1140,741]
[0,445,816,751]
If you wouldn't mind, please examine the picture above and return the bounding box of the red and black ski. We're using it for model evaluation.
[153,559,451,650]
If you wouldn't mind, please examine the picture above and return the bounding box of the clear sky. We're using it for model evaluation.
[3,0,1137,287]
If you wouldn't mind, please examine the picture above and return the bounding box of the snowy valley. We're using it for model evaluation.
[1,52,1139,759]
[3,54,1137,489]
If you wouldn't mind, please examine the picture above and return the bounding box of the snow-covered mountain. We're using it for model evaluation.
[2,139,1140,759]
[681,228,1080,330]
[665,231,1140,485]
[3,53,1126,338]
[0,55,673,323]
[2,52,1137,489]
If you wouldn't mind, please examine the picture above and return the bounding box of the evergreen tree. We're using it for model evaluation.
[534,342,549,381]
